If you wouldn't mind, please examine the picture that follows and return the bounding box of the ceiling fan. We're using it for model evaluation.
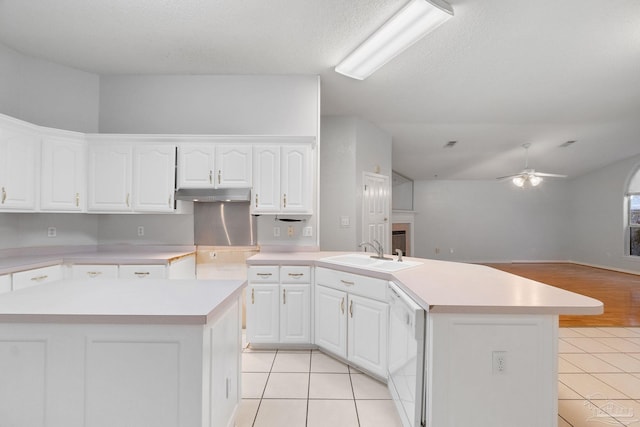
[497,143,567,187]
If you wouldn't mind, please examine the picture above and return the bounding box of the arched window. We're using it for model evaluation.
[628,167,640,256]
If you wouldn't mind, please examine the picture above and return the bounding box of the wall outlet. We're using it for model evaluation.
[492,351,507,374]
[47,227,56,238]
[340,216,350,227]
[287,226,294,237]
[303,226,313,237]
[273,227,280,237]
[209,251,217,259]
[137,226,144,237]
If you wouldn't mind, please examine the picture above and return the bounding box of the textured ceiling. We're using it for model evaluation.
[1,0,639,181]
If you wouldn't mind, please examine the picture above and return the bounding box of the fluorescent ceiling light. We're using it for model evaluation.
[335,0,454,80]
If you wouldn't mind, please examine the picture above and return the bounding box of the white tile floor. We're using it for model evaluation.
[239,328,640,427]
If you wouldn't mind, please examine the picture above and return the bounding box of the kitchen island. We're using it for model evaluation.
[0,278,245,427]
[247,252,603,427]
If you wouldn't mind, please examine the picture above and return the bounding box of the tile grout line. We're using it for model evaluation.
[348,366,361,427]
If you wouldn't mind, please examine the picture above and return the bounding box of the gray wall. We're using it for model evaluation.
[320,116,392,251]
[0,42,100,133]
[568,154,640,273]
[412,179,570,263]
[0,213,99,250]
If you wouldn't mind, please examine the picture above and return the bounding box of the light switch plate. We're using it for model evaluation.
[303,226,313,237]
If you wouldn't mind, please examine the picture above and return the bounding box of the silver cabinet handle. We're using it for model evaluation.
[209,170,213,184]
[255,193,259,208]
[340,279,355,286]
[349,299,353,318]
[218,170,221,184]
[76,192,80,207]
[31,275,48,282]
[340,297,345,314]
[256,272,272,277]
[288,273,304,278]
[283,289,286,304]
[87,271,102,278]
[283,193,287,208]
[134,272,150,277]
[1,187,6,204]
[126,193,130,207]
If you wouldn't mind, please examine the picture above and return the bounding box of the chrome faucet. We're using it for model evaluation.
[395,249,403,262]
[358,239,389,260]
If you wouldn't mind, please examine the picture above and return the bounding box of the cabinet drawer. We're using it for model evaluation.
[315,267,387,301]
[0,274,11,294]
[72,264,119,280]
[280,266,311,284]
[248,266,279,283]
[118,265,167,279]
[12,265,63,291]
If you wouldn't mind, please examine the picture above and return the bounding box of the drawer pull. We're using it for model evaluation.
[87,271,102,278]
[349,299,353,318]
[288,273,304,278]
[256,273,272,277]
[31,275,48,282]
[341,297,345,314]
[340,279,355,286]
[134,272,150,277]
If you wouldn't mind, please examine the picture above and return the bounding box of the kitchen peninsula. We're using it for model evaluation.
[0,278,245,427]
[247,252,603,427]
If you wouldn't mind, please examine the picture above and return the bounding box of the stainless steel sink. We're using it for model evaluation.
[320,253,422,272]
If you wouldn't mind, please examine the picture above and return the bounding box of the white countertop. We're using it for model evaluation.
[0,278,245,325]
[247,252,604,316]
[0,245,196,275]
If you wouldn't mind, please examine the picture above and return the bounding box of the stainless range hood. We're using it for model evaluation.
[174,188,251,202]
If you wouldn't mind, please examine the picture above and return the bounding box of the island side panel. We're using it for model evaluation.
[429,313,558,427]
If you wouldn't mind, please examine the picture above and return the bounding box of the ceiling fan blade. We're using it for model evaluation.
[534,172,567,178]
[496,174,521,180]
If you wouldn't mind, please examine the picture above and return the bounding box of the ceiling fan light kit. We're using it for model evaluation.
[335,0,454,80]
[498,143,567,188]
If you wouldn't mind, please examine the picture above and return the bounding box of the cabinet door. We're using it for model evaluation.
[0,124,39,210]
[347,294,388,378]
[215,144,252,188]
[211,298,241,427]
[40,135,85,211]
[176,144,215,189]
[280,284,311,344]
[133,145,176,212]
[0,274,11,294]
[281,144,312,214]
[87,145,133,211]
[314,285,347,359]
[251,145,280,213]
[246,284,280,344]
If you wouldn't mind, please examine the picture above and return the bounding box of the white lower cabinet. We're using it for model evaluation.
[12,265,63,291]
[119,265,167,280]
[314,267,388,378]
[0,274,11,294]
[246,265,311,345]
[71,264,119,280]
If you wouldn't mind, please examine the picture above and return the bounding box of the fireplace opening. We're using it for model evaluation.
[392,223,411,256]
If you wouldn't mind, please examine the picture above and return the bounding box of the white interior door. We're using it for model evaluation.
[362,172,390,254]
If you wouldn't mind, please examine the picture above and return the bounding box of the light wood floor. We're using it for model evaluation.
[484,263,640,327]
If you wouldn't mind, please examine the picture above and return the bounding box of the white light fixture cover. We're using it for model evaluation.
[335,0,454,80]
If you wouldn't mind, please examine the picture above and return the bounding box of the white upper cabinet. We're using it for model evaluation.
[40,134,86,211]
[252,143,313,214]
[281,144,312,214]
[176,144,215,188]
[215,144,252,188]
[133,145,176,212]
[177,143,251,189]
[87,145,133,212]
[0,120,39,211]
[252,145,280,213]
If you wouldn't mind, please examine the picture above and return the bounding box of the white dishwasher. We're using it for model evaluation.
[387,282,427,427]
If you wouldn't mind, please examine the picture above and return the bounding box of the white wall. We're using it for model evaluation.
[320,116,392,251]
[568,154,640,273]
[0,42,100,133]
[412,179,570,263]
